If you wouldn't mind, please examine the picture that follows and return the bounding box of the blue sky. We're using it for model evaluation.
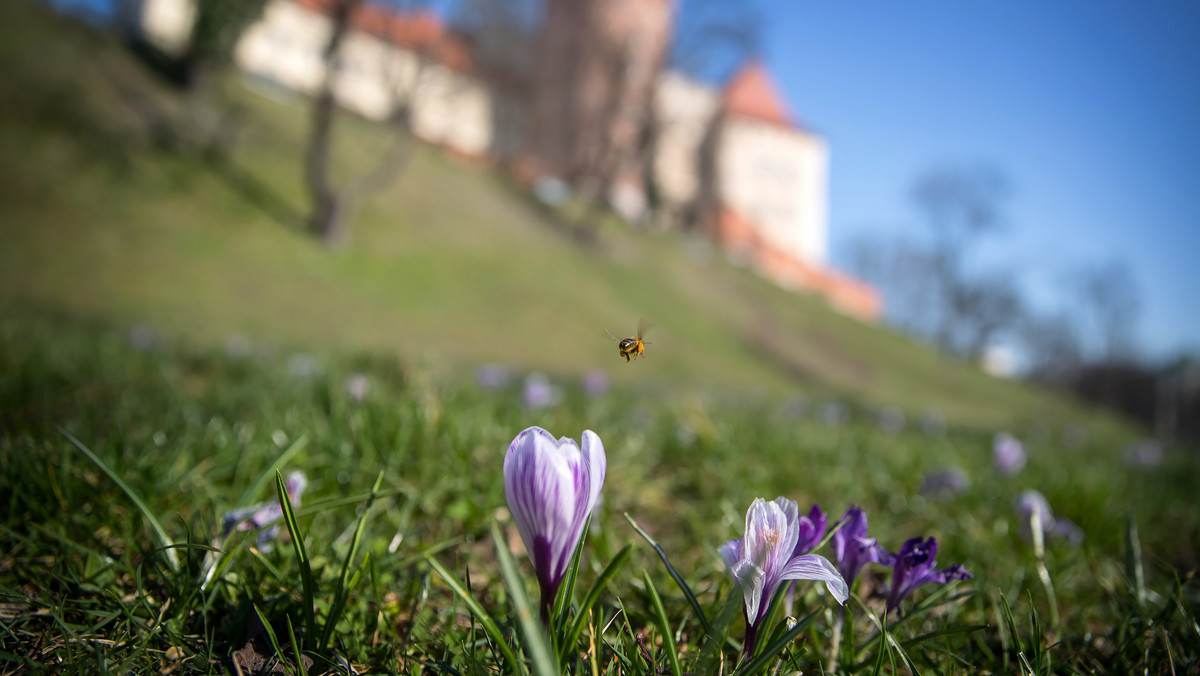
[758,0,1200,358]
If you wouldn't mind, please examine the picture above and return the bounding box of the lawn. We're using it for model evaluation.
[1,2,1197,674]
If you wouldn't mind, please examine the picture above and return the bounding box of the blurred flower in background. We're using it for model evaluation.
[475,363,512,390]
[522,372,562,410]
[1014,489,1084,546]
[582,369,609,397]
[1124,439,1163,468]
[344,373,370,402]
[992,432,1026,476]
[221,471,308,549]
[920,467,970,499]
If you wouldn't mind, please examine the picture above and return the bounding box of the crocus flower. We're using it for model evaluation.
[793,504,827,557]
[504,426,606,621]
[344,373,370,402]
[920,409,947,436]
[1014,489,1084,546]
[1124,440,1163,468]
[784,503,828,616]
[719,498,847,655]
[993,432,1026,476]
[885,536,972,613]
[522,372,562,410]
[920,468,970,498]
[582,370,609,397]
[475,364,511,390]
[221,471,308,548]
[877,407,906,435]
[830,505,887,587]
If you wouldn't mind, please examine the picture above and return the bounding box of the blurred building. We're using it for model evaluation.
[124,0,881,320]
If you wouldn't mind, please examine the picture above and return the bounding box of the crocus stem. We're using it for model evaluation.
[826,605,845,673]
[741,622,759,662]
[539,580,554,626]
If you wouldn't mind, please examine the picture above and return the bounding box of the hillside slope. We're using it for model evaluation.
[0,1,1101,429]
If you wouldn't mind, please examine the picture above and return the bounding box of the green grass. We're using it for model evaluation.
[2,306,1198,673]
[2,3,1198,673]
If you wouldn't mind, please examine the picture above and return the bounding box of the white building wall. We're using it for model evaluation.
[128,0,195,56]
[717,117,828,264]
[132,0,495,157]
[652,72,719,211]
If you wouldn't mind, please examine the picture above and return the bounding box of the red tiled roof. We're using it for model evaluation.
[722,61,793,127]
[291,0,474,71]
[715,207,882,320]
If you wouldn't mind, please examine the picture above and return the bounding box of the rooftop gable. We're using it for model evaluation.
[722,61,795,128]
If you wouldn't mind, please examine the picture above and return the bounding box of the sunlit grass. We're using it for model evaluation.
[1,311,1197,673]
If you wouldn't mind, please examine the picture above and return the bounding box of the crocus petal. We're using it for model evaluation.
[779,554,848,605]
[793,504,827,556]
[731,559,767,623]
[886,536,971,612]
[576,430,606,529]
[772,497,802,565]
[743,498,790,578]
[504,427,577,590]
[719,539,742,572]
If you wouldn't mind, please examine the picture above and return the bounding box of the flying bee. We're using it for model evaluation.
[605,323,651,362]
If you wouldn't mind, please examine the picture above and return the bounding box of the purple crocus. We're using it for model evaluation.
[830,505,887,587]
[993,432,1026,476]
[793,504,827,557]
[1014,489,1084,546]
[884,536,972,613]
[920,468,971,498]
[522,373,562,410]
[719,498,848,655]
[504,426,606,622]
[582,370,609,397]
[221,471,308,548]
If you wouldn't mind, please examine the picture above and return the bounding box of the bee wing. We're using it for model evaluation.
[636,319,653,340]
[604,328,621,341]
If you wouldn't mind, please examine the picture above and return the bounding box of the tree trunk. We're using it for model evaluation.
[305,0,358,246]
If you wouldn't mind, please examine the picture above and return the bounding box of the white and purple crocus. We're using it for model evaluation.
[720,498,848,655]
[221,471,308,548]
[884,536,972,613]
[504,426,606,622]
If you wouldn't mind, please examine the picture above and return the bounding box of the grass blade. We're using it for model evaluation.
[493,522,560,676]
[624,513,711,635]
[552,515,590,631]
[318,470,383,652]
[253,604,294,676]
[425,555,521,672]
[59,427,179,572]
[735,610,817,676]
[642,569,682,676]
[276,470,317,642]
[235,433,309,509]
[562,543,632,665]
[285,614,309,676]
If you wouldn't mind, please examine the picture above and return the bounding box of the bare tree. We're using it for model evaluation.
[648,0,762,229]
[668,0,762,84]
[1019,310,1084,382]
[305,0,434,246]
[910,164,1018,359]
[1074,259,1141,361]
[181,0,269,94]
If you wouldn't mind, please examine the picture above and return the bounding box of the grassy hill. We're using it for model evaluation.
[0,0,1106,430]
